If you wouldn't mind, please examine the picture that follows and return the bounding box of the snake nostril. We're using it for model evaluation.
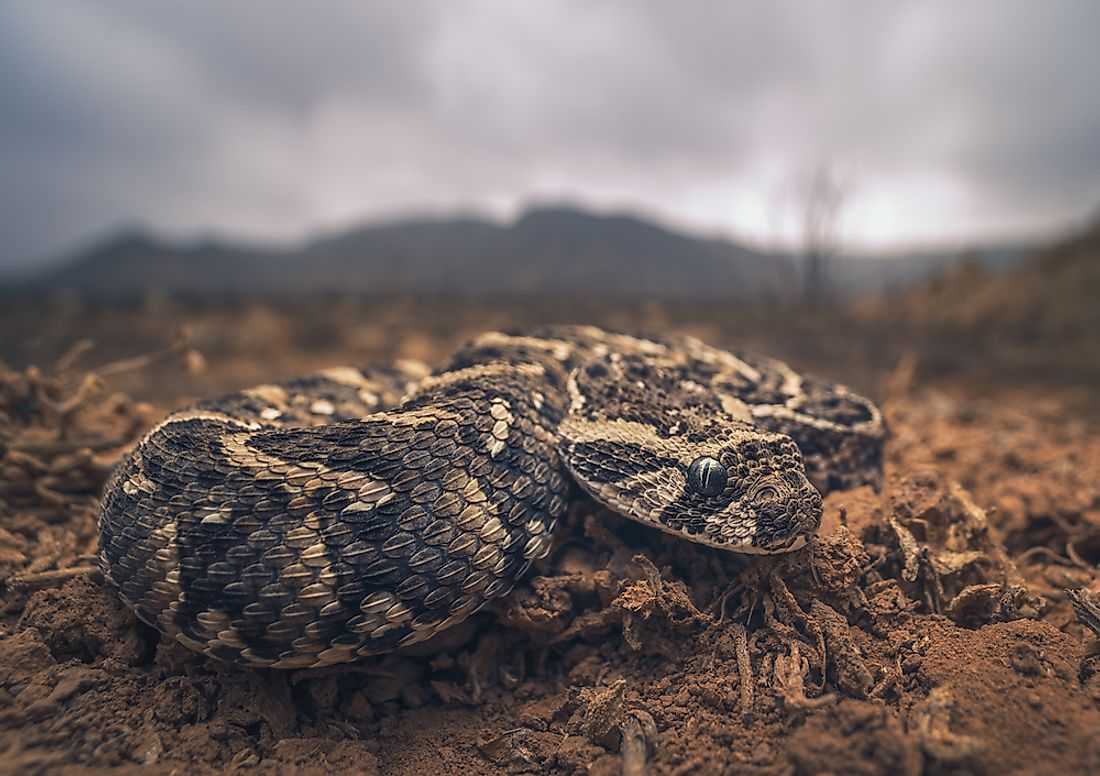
[755,484,780,502]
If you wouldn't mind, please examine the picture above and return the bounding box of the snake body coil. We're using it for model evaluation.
[99,327,883,668]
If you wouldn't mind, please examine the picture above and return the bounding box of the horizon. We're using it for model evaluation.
[0,199,1058,284]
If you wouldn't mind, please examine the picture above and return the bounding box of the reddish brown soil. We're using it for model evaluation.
[1,301,1097,775]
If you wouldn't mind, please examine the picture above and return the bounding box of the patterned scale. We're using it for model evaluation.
[100,353,570,668]
[644,333,885,493]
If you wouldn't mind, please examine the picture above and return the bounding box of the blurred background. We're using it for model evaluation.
[1,1,1098,404]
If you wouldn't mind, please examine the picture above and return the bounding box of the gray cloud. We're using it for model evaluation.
[2,0,1099,271]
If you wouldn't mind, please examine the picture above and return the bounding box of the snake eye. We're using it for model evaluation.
[687,456,728,497]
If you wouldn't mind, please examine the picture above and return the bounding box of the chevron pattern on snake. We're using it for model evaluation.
[98,326,884,668]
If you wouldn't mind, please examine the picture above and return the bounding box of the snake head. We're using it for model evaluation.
[559,352,823,553]
[685,436,824,552]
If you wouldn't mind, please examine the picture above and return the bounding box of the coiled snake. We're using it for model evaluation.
[99,326,884,668]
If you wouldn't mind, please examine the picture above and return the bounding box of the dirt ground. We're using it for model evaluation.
[0,299,1098,775]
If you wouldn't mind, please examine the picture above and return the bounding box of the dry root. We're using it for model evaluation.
[0,335,197,593]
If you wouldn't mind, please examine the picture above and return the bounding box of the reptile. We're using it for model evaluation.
[98,326,884,668]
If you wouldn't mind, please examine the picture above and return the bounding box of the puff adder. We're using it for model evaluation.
[98,326,884,668]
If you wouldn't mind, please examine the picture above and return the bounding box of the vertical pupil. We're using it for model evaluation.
[688,456,727,497]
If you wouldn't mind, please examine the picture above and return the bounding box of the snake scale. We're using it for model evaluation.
[99,326,884,669]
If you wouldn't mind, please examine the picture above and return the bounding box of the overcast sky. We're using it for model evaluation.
[2,1,1099,270]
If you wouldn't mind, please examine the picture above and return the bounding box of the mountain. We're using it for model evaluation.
[8,205,1039,300]
[15,207,794,300]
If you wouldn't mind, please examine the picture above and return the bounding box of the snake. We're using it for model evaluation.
[98,326,884,669]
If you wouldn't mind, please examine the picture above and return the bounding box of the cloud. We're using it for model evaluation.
[2,1,1099,269]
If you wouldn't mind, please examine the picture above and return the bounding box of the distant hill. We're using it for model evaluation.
[15,207,794,300]
[7,204,1035,300]
[836,243,1031,294]
[882,215,1100,342]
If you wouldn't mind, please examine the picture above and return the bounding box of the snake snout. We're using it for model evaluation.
[752,480,823,552]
